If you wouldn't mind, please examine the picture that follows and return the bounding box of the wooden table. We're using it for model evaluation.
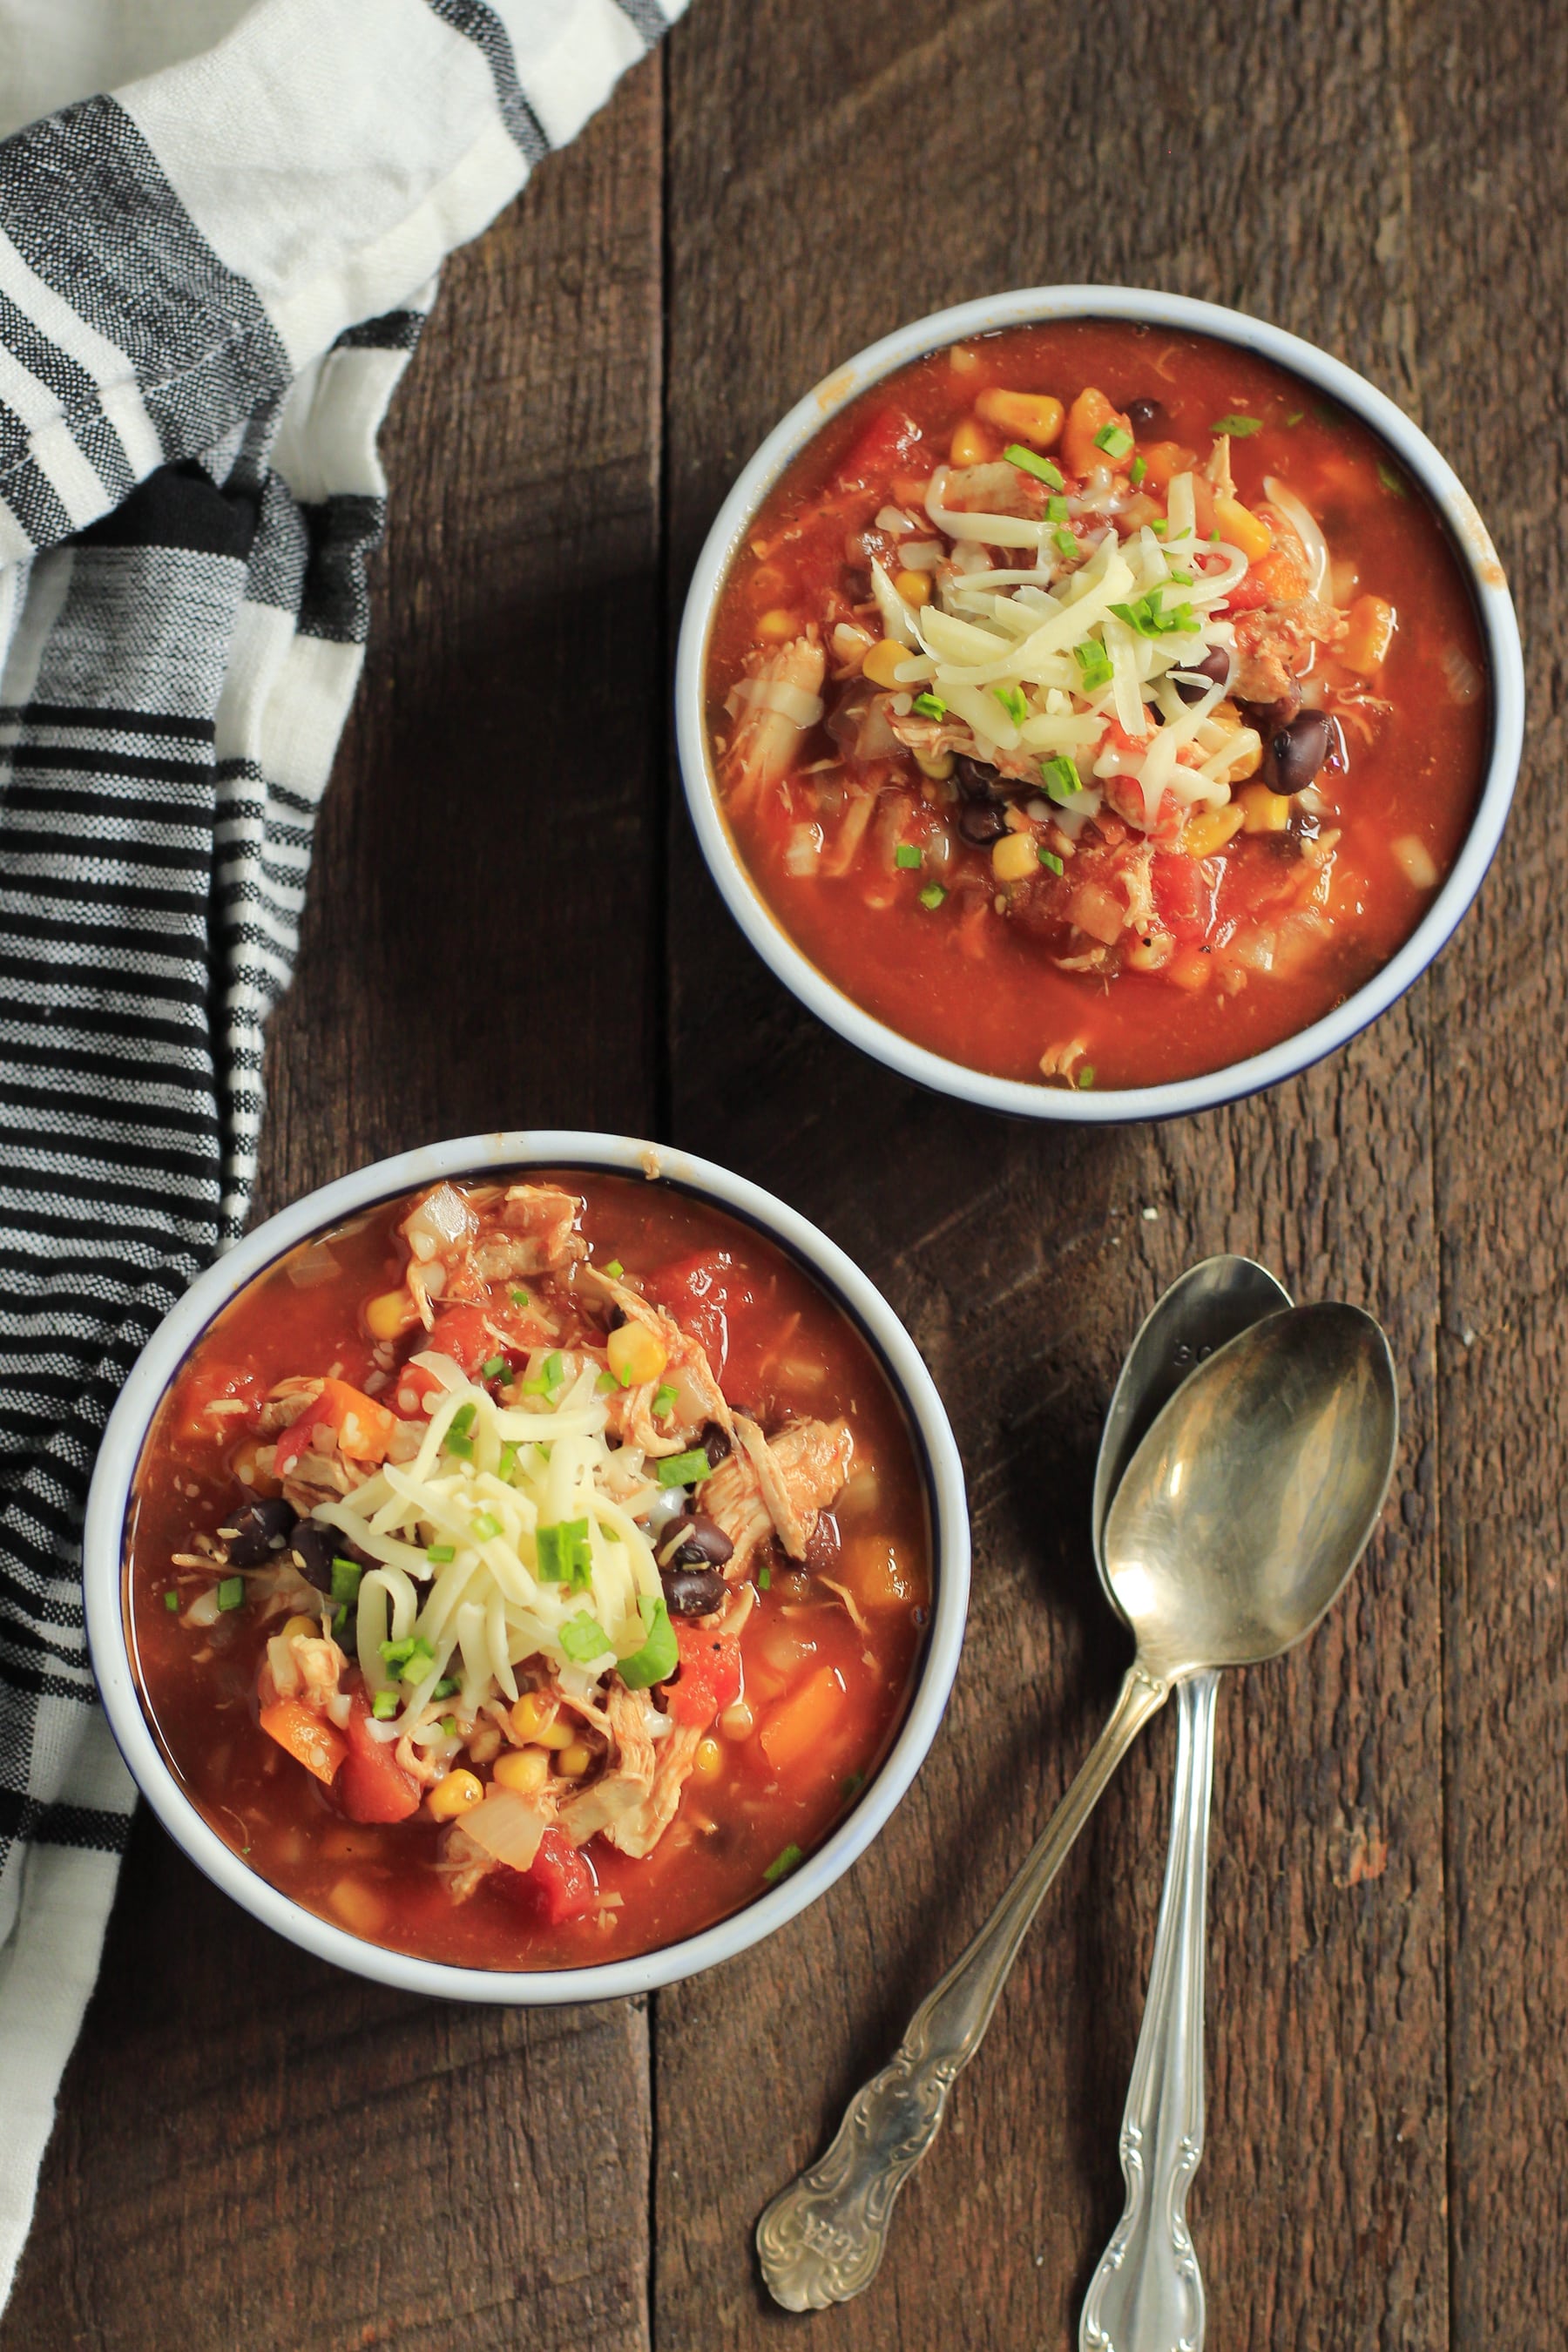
[5,4,1559,2345]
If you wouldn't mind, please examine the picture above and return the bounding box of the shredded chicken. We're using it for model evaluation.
[720,629,826,812]
[704,1412,854,1576]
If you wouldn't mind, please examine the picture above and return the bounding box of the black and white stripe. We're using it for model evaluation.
[0,0,684,2307]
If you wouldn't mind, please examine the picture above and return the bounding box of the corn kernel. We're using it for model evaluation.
[426,1769,484,1821]
[1215,495,1273,564]
[1166,947,1213,992]
[606,1320,667,1388]
[755,605,803,642]
[364,1288,416,1342]
[509,1691,572,1747]
[492,1746,550,1795]
[1341,592,1396,674]
[861,639,909,690]
[1238,781,1290,835]
[280,1613,319,1642]
[892,569,932,607]
[720,1699,755,1741]
[914,749,954,782]
[558,1740,593,1780]
[948,343,983,375]
[975,388,1064,447]
[1183,805,1247,859]
[949,416,997,467]
[1125,931,1175,972]
[693,1736,724,1781]
[992,830,1040,882]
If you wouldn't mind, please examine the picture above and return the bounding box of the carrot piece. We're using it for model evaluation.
[259,1698,347,1787]
[273,1376,397,1477]
[1062,386,1134,477]
[759,1665,848,1772]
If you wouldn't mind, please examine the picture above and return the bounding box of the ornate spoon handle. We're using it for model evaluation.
[1080,1668,1218,2352]
[757,1662,1172,2312]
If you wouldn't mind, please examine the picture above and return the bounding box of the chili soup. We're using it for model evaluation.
[699,317,1491,1093]
[123,1170,932,1972]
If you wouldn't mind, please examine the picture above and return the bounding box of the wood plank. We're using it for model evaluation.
[2,64,666,2352]
[1409,6,1568,2343]
[657,4,1450,2346]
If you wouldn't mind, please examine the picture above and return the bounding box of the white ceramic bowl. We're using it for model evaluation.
[84,1130,970,2004]
[675,285,1526,1121]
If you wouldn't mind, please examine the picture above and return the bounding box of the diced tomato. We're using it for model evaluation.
[170,1363,268,1447]
[495,1827,599,1925]
[666,1617,744,1728]
[1216,571,1272,616]
[646,1249,755,1384]
[336,1693,421,1823]
[1152,851,1220,945]
[259,1698,347,1787]
[835,406,923,494]
[424,1305,494,1376]
[273,1377,397,1477]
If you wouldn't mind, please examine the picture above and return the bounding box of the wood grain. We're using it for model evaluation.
[6,3,1559,2347]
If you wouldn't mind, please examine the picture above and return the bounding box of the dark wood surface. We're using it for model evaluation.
[5,3,1561,2344]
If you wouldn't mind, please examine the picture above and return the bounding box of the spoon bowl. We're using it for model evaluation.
[1105,1301,1398,1681]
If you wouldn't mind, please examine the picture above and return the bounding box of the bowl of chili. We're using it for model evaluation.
[675,286,1524,1118]
[84,1131,970,2003]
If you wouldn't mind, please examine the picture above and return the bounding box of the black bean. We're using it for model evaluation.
[955,754,1004,801]
[290,1519,341,1591]
[700,1419,732,1465]
[663,1512,735,1569]
[659,1565,729,1618]
[1126,396,1160,430]
[957,800,1010,846]
[1173,646,1232,705]
[605,1305,626,1332]
[1262,708,1333,796]
[223,1494,296,1566]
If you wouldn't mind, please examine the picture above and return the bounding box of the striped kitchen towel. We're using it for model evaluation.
[0,0,685,2309]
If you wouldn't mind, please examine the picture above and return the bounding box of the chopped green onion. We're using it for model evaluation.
[330,1557,362,1605]
[1094,421,1133,460]
[993,684,1027,727]
[603,1259,624,1279]
[372,1687,399,1720]
[595,1369,619,1395]
[1168,569,1194,586]
[498,1440,519,1483]
[657,1447,712,1490]
[652,1382,679,1417]
[1072,639,1113,693]
[537,1518,591,1586]
[841,1771,866,1800]
[1284,409,1305,427]
[434,1680,458,1702]
[1377,461,1408,498]
[616,1593,679,1690]
[1038,848,1064,876]
[471,1511,502,1541]
[911,690,948,720]
[524,1349,564,1399]
[1211,413,1262,437]
[382,1635,435,1683]
[440,1713,459,1737]
[332,1605,348,1635]
[559,1612,611,1664]
[215,1576,245,1612]
[444,1433,473,1458]
[918,882,947,910]
[380,1637,415,1667]
[1077,1065,1098,1090]
[1152,519,1168,537]
[1053,525,1078,559]
[1003,442,1064,488]
[895,843,923,869]
[758,1564,772,1592]
[763,1843,804,1885]
[1109,586,1197,642]
[481,1355,505,1381]
[426,1543,456,1565]
[1046,494,1070,523]
[1129,454,1148,488]
[449,1403,476,1436]
[510,1288,531,1310]
[1042,755,1082,806]
[164,1589,179,1612]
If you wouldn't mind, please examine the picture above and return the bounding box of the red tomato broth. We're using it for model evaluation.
[125,1172,931,1971]
[704,321,1490,1090]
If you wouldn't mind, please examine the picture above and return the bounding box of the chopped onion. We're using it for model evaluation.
[875,505,915,535]
[870,558,921,646]
[403,1183,476,1265]
[733,678,824,727]
[1263,476,1329,599]
[1442,645,1482,705]
[463,1788,547,1874]
[287,1241,340,1289]
[896,540,944,571]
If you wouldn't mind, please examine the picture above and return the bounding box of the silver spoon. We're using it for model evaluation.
[1081,1257,1292,2352]
[756,1301,1397,2313]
